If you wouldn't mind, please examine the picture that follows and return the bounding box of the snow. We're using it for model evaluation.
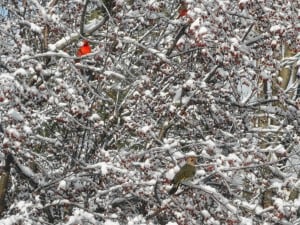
[21,44,31,54]
[104,220,120,225]
[86,162,127,175]
[201,209,211,218]
[13,68,28,76]
[181,96,190,105]
[100,163,108,175]
[65,208,97,225]
[48,44,56,51]
[1,1,300,224]
[173,86,182,104]
[88,113,101,121]
[165,166,179,180]
[127,215,149,225]
[169,104,177,112]
[199,26,208,35]
[138,125,152,134]
[161,140,179,151]
[23,125,32,134]
[6,129,20,140]
[186,151,197,157]
[273,198,285,213]
[30,22,42,33]
[0,215,23,225]
[57,180,67,190]
[226,153,241,162]
[183,79,195,89]
[166,222,178,225]
[270,24,284,33]
[51,33,79,50]
[104,71,126,80]
[144,90,153,98]
[172,151,185,159]
[203,139,216,149]
[240,217,253,225]
[7,108,24,121]
[115,0,124,6]
[16,163,36,181]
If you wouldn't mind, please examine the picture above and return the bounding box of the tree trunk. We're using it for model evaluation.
[0,172,9,215]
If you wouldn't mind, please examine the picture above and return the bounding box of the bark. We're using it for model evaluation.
[0,154,14,215]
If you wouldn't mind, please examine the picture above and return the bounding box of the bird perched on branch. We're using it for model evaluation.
[169,155,197,195]
[178,1,188,18]
[77,40,91,57]
[76,40,93,79]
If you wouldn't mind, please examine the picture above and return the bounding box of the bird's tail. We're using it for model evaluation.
[168,184,179,195]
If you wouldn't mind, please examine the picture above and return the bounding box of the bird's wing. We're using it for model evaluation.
[172,164,195,184]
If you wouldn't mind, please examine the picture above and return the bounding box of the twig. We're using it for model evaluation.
[80,0,90,36]
[245,33,269,46]
[242,23,254,43]
[202,65,219,83]
[166,24,188,57]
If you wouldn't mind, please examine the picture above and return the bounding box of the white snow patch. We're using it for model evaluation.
[173,86,182,104]
[8,108,24,121]
[144,90,153,98]
[273,144,286,154]
[6,128,19,139]
[23,125,32,134]
[199,26,208,35]
[14,68,28,76]
[58,180,67,190]
[48,44,56,51]
[166,222,178,225]
[196,169,206,176]
[165,166,179,180]
[104,219,120,225]
[172,151,185,159]
[65,208,97,225]
[143,158,151,168]
[127,215,148,225]
[161,140,179,151]
[227,153,241,163]
[17,163,35,180]
[240,217,253,225]
[190,18,200,31]
[115,0,124,6]
[182,96,190,105]
[270,24,284,33]
[101,163,108,175]
[204,139,216,149]
[186,151,197,157]
[273,198,285,213]
[0,215,23,224]
[138,125,152,134]
[229,37,239,44]
[201,209,211,219]
[169,104,177,112]
[30,22,42,33]
[183,79,195,89]
[21,43,31,54]
[86,162,127,175]
[88,113,101,121]
[294,197,300,207]
[104,71,125,80]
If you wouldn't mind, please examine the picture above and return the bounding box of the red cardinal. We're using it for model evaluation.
[178,8,187,17]
[178,2,188,18]
[77,40,91,57]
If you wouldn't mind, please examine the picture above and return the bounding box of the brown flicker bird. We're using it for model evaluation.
[169,156,197,195]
